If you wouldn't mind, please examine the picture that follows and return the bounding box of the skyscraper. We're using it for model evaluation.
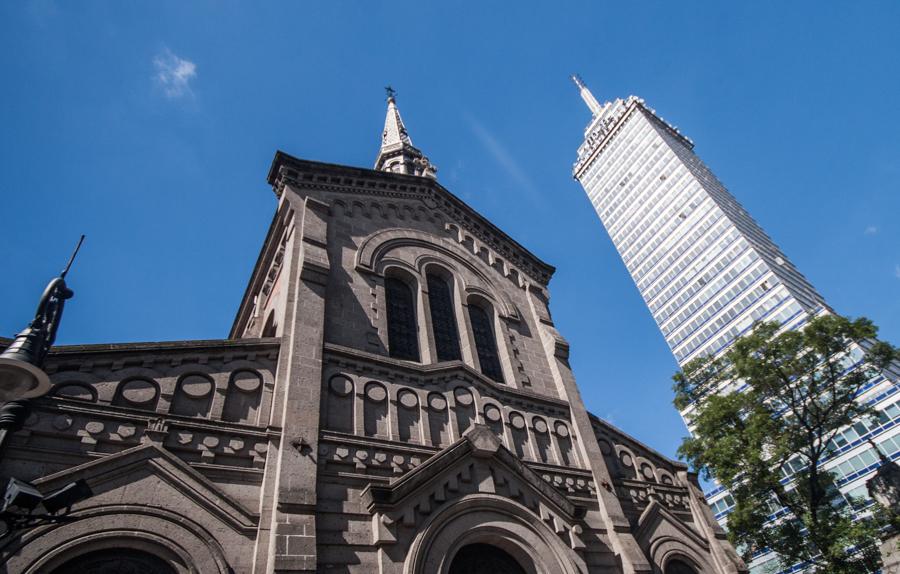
[571,75,900,572]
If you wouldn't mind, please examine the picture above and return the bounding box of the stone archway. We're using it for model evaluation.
[404,494,587,574]
[50,548,177,574]
[448,543,528,574]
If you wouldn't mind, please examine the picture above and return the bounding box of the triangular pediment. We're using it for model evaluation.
[33,442,258,534]
[635,498,709,551]
[360,425,586,548]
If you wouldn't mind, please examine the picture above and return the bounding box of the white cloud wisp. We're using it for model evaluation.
[153,49,197,99]
[464,114,543,206]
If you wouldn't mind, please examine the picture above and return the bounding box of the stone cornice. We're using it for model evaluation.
[323,342,570,415]
[44,338,280,376]
[268,151,555,286]
[48,337,281,356]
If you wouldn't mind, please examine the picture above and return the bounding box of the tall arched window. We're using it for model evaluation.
[386,276,419,361]
[427,273,461,362]
[468,303,503,382]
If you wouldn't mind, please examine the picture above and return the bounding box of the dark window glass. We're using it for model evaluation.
[427,274,461,362]
[468,304,503,382]
[386,277,419,361]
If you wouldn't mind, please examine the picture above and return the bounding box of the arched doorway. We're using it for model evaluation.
[449,543,528,574]
[50,548,177,574]
[665,558,699,574]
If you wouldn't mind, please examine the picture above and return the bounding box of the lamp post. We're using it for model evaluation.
[0,236,83,454]
[0,236,92,537]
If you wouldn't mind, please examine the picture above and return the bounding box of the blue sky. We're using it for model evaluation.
[2,2,899,461]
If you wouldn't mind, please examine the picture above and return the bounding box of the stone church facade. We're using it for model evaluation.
[0,97,747,574]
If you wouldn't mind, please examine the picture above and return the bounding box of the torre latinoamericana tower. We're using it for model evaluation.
[571,75,900,573]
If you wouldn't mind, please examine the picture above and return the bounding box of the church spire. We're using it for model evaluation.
[374,87,437,179]
[571,74,603,116]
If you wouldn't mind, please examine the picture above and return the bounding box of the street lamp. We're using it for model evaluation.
[0,237,82,449]
[0,236,92,536]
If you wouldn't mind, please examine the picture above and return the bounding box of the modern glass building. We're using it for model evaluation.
[571,75,900,573]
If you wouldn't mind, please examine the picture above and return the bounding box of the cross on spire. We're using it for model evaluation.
[374,88,437,179]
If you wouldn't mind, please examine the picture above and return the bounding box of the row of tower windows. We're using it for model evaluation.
[384,271,504,384]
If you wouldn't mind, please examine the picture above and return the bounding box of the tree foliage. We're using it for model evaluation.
[673,314,899,573]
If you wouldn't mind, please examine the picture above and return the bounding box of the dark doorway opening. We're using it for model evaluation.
[665,558,699,574]
[51,548,177,574]
[448,543,527,574]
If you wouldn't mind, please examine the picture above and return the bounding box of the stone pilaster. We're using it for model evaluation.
[264,194,331,573]
[527,284,652,573]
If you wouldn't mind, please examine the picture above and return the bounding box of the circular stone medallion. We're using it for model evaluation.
[181,375,213,398]
[55,384,94,402]
[453,387,473,406]
[117,423,136,438]
[398,391,418,409]
[509,413,526,430]
[233,371,262,393]
[120,379,158,405]
[483,405,502,423]
[597,439,612,455]
[52,415,73,431]
[365,384,387,403]
[329,376,353,397]
[555,422,570,438]
[428,393,447,411]
[533,418,548,434]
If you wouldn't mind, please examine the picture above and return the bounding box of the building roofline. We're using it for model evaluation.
[47,337,281,358]
[228,206,286,339]
[588,411,689,471]
[267,151,556,282]
[573,99,694,180]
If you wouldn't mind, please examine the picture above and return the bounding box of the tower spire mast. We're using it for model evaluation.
[571,74,603,116]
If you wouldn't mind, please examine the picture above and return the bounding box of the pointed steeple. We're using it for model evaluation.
[571,74,603,116]
[374,87,437,179]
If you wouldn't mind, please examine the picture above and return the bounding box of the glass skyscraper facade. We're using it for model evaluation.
[571,76,900,573]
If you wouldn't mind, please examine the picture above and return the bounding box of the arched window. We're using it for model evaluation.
[386,276,419,361]
[426,273,461,362]
[468,303,503,383]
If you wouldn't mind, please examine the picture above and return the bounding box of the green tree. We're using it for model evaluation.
[673,314,899,573]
